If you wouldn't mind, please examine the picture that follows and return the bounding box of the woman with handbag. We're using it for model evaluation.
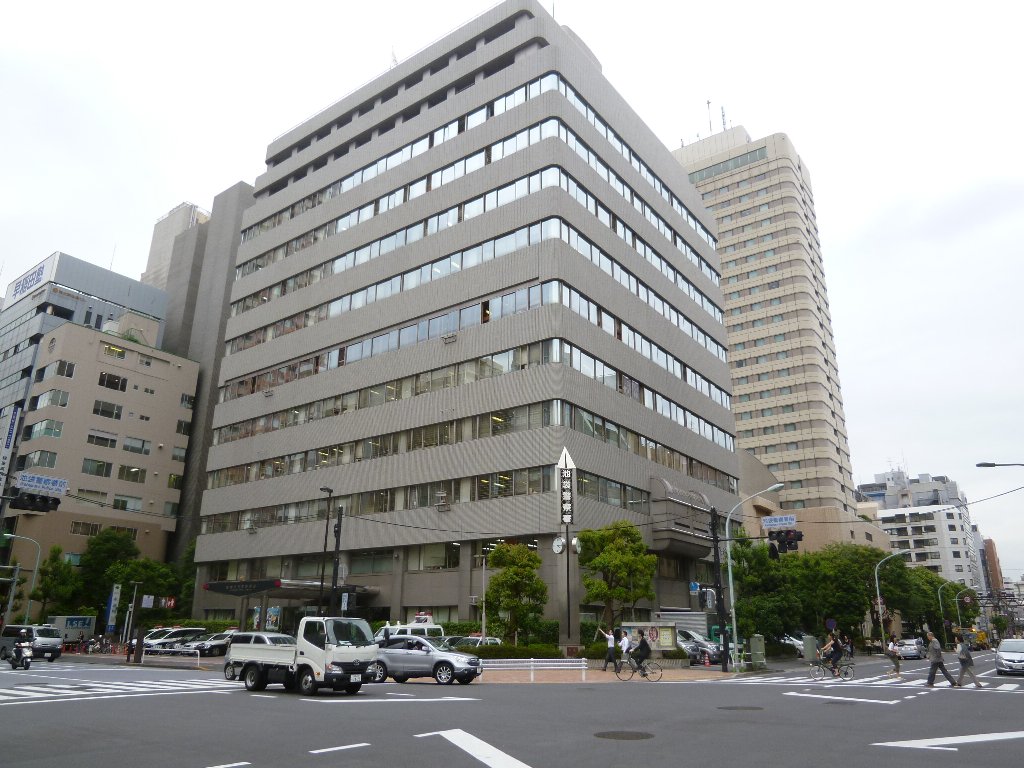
[886,638,901,678]
[954,633,982,688]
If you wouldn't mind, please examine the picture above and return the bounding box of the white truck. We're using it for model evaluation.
[226,616,377,696]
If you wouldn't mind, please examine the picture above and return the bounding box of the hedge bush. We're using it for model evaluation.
[472,644,563,659]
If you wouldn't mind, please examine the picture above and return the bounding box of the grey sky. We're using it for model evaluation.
[3,0,1022,576]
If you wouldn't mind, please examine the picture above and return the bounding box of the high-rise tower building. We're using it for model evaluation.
[676,129,856,515]
[192,0,739,636]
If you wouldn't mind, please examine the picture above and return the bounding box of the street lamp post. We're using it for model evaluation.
[954,588,971,631]
[318,487,333,616]
[938,581,956,648]
[327,505,344,616]
[475,552,488,641]
[874,552,904,650]
[2,533,41,624]
[725,482,785,670]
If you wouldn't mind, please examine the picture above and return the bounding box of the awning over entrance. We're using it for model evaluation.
[648,478,715,559]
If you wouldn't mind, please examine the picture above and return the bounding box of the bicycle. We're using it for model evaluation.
[615,656,663,682]
[809,650,854,681]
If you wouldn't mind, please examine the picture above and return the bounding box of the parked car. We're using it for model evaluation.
[676,629,722,664]
[146,627,206,654]
[897,639,924,660]
[368,636,481,684]
[451,636,501,648]
[994,638,1024,675]
[177,630,236,657]
[781,633,806,658]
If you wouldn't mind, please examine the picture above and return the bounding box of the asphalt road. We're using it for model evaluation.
[2,652,1021,768]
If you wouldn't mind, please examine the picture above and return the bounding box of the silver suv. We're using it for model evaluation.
[0,624,63,661]
[369,636,481,684]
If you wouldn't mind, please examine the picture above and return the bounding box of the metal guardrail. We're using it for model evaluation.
[481,657,588,682]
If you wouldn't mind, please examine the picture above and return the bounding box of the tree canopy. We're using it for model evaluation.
[485,542,547,643]
[577,520,657,626]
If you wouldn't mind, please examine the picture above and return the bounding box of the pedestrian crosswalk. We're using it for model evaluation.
[0,676,238,705]
[723,672,1023,692]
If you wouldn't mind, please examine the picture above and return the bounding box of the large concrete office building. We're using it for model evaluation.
[0,253,199,621]
[192,0,739,636]
[859,470,980,586]
[675,130,869,552]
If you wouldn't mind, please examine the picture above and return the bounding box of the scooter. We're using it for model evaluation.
[10,641,32,670]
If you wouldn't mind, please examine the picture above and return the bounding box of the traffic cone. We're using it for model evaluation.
[703,652,710,666]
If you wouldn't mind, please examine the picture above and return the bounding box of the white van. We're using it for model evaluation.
[373,617,444,643]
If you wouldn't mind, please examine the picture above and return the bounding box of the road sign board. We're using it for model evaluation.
[761,514,797,530]
[689,581,700,595]
[14,472,68,495]
[962,595,973,604]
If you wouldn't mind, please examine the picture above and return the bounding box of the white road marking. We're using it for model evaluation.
[204,763,251,768]
[0,688,239,706]
[309,743,370,754]
[416,728,533,768]
[873,730,1024,751]
[304,696,479,703]
[783,692,898,705]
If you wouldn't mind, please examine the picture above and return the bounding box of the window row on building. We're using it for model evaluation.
[202,463,650,536]
[247,70,716,262]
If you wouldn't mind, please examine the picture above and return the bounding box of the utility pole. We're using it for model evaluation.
[327,506,344,616]
[710,506,729,673]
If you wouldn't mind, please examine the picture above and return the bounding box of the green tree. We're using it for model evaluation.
[485,542,547,644]
[107,558,180,629]
[730,540,803,640]
[77,530,140,613]
[991,614,1009,638]
[577,520,657,626]
[783,543,890,641]
[34,545,82,617]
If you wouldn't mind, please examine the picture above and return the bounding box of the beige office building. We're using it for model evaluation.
[675,130,856,518]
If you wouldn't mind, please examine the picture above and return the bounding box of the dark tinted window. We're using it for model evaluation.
[231,634,252,645]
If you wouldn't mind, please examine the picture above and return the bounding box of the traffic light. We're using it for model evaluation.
[767,530,781,559]
[785,529,804,551]
[8,493,61,512]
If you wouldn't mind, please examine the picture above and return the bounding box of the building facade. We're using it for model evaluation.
[674,130,855,515]
[859,471,980,586]
[0,254,199,622]
[192,0,739,637]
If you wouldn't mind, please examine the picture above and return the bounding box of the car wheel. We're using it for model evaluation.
[997,670,1005,676]
[344,683,362,695]
[367,661,388,683]
[434,662,455,685]
[243,665,267,692]
[298,668,318,696]
[0,648,7,661]
[456,676,473,685]
[224,662,237,681]
[393,675,409,683]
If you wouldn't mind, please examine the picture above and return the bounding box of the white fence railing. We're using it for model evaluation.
[481,657,588,682]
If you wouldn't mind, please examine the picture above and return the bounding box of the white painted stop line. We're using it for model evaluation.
[873,730,1024,751]
[417,728,533,767]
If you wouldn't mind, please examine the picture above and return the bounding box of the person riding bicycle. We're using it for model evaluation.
[631,630,651,675]
[821,632,843,677]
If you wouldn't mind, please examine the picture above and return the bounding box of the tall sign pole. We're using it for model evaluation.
[0,406,22,528]
[710,505,729,673]
[557,448,575,642]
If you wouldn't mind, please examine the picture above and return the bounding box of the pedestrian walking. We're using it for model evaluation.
[598,626,617,671]
[925,630,958,687]
[617,628,632,673]
[954,633,981,688]
[886,638,901,678]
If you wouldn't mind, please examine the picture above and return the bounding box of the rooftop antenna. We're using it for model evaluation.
[706,100,712,134]
[721,107,727,132]
[109,244,117,271]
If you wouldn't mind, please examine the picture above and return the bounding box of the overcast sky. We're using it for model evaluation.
[3,0,1022,578]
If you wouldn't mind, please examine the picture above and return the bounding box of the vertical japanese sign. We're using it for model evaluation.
[557,447,576,525]
[106,583,122,634]
[0,406,21,483]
